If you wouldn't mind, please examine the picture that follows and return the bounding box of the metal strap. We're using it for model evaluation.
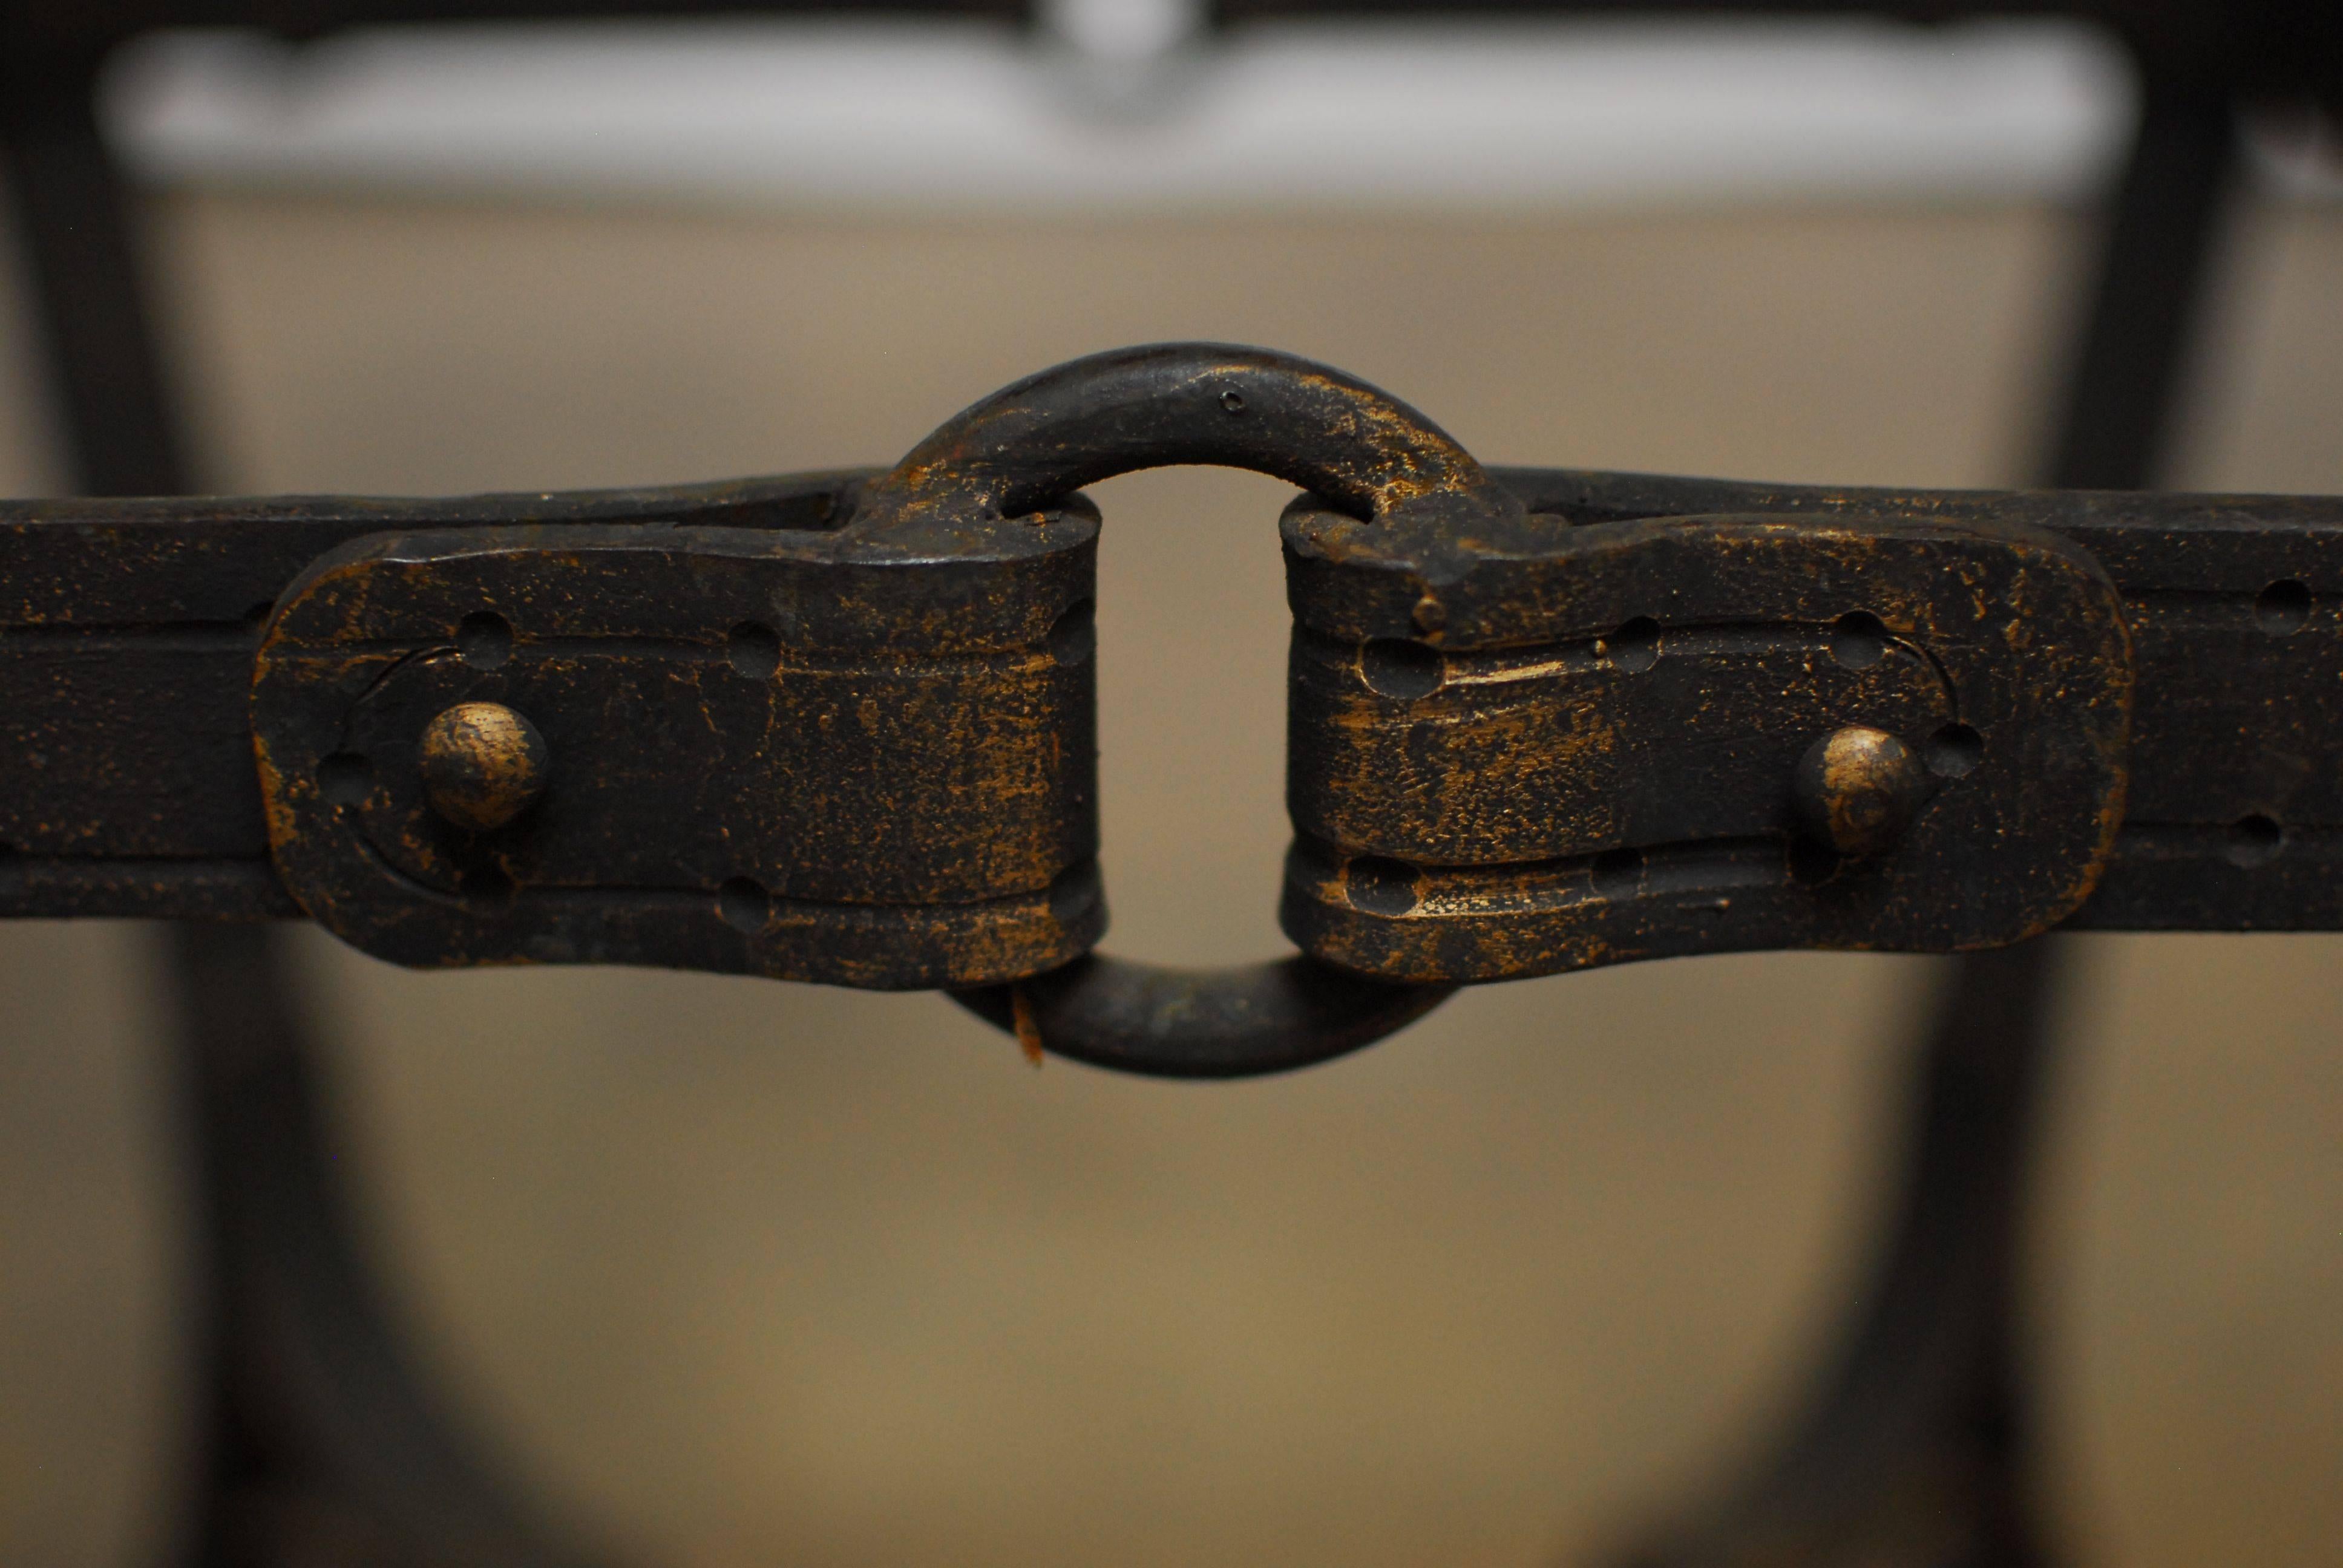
[4,343,2339,1070]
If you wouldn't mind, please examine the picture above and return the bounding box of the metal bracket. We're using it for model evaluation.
[1280,503,2135,982]
[253,514,1104,990]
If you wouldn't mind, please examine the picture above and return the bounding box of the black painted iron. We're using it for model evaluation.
[0,10,2332,1568]
[7,345,2339,1018]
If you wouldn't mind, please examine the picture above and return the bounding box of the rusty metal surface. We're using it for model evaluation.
[1486,471,2343,936]
[252,501,1102,989]
[0,11,2323,1568]
[1281,493,2135,981]
[0,473,851,921]
[4,342,2343,1031]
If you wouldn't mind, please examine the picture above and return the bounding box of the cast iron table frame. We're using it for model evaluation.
[0,6,2313,1563]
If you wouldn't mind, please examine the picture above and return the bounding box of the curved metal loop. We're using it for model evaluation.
[952,958,1457,1080]
[851,341,1520,531]
[865,344,1495,1075]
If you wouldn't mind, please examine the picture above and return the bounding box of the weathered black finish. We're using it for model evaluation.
[1477,473,2343,938]
[0,475,856,920]
[1614,76,2242,1568]
[6,344,2343,1011]
[254,504,1102,989]
[954,955,1454,1078]
[1,6,2331,1567]
[1282,492,2134,980]
[2,47,604,1568]
[853,341,1507,1067]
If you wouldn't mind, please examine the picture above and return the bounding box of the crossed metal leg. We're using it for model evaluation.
[1623,76,2237,1568]
[5,62,594,1568]
[1,49,2236,1568]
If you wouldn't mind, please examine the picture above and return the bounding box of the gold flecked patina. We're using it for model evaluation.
[1794,725,1931,858]
[418,701,550,831]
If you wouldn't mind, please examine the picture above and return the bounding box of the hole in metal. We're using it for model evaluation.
[1346,855,1421,918]
[2226,814,2283,868]
[318,752,372,806]
[1831,611,1887,670]
[1925,723,1983,779]
[457,610,513,669]
[1591,847,1643,901]
[2255,578,2310,636]
[1047,599,1096,666]
[718,876,771,933]
[1607,616,1659,673]
[1359,638,1443,701]
[726,622,782,679]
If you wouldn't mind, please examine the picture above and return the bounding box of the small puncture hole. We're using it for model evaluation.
[1831,611,1887,671]
[718,876,772,932]
[1925,723,1983,779]
[2255,579,2310,636]
[727,622,782,679]
[457,611,513,669]
[2226,814,2283,868]
[1360,638,1443,701]
[318,752,373,806]
[1346,856,1421,918]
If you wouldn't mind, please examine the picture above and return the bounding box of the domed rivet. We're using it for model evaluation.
[1792,726,1929,858]
[419,702,549,831]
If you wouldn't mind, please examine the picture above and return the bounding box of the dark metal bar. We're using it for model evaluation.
[0,49,188,498]
[956,956,1456,1077]
[1611,71,2238,1568]
[2048,79,2241,491]
[171,926,599,1567]
[1,57,598,1568]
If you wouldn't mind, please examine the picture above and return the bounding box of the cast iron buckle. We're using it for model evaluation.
[1279,498,2134,981]
[253,508,1104,990]
[240,343,2139,1069]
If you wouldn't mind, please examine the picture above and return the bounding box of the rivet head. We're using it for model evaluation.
[418,702,549,831]
[1792,726,1929,858]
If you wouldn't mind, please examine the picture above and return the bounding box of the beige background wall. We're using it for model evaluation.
[0,189,2338,1567]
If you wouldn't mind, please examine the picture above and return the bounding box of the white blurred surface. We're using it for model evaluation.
[106,18,2140,211]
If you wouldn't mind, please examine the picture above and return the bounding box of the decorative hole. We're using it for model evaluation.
[1591,847,1643,901]
[457,611,513,669]
[2254,579,2310,636]
[1925,723,1983,779]
[1607,616,1660,674]
[1831,611,1887,671]
[726,622,781,679]
[1047,600,1096,666]
[317,753,372,806]
[1346,855,1421,918]
[2226,814,2283,869]
[1359,638,1443,701]
[718,876,771,933]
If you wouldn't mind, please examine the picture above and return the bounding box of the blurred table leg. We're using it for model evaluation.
[1611,72,2237,1568]
[3,54,598,1568]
